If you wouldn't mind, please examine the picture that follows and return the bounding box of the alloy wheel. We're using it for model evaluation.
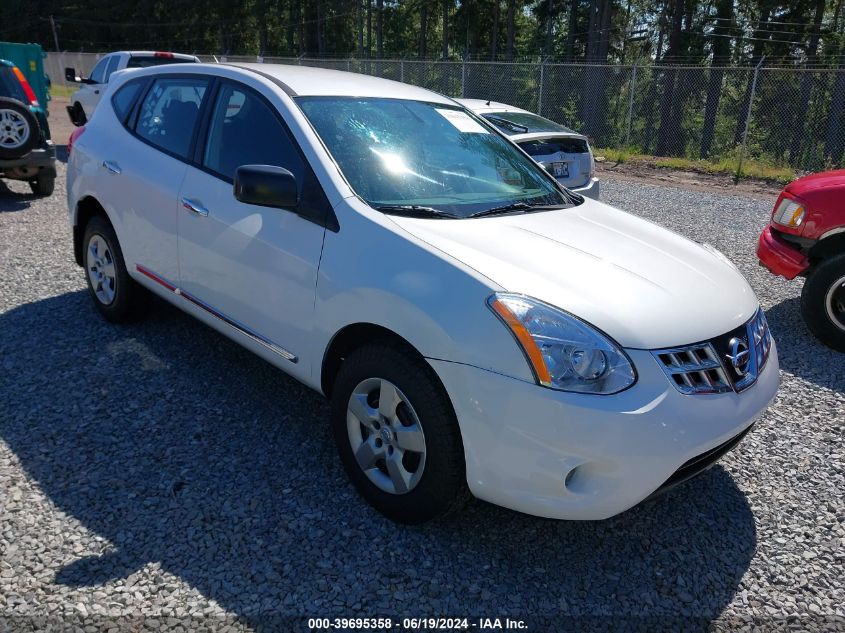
[0,108,30,149]
[346,377,427,495]
[87,235,117,305]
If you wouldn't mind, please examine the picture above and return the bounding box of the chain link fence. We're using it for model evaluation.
[45,52,845,173]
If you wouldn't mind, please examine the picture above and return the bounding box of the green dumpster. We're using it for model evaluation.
[0,41,49,113]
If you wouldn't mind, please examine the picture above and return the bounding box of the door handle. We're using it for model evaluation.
[181,197,209,217]
[102,160,121,175]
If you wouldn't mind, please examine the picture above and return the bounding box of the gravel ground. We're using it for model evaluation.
[1,163,843,632]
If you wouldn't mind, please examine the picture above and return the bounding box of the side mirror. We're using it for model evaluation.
[64,67,81,83]
[234,165,298,209]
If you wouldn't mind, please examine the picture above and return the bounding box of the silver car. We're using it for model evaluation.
[457,99,599,199]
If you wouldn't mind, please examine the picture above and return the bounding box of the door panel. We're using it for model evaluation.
[177,81,326,377]
[104,76,209,286]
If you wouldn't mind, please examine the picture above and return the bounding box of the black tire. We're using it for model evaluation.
[70,102,87,126]
[330,342,468,524]
[29,174,55,196]
[801,254,845,352]
[0,97,39,159]
[82,215,145,323]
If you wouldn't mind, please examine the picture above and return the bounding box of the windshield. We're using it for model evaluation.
[296,97,575,218]
[483,112,578,136]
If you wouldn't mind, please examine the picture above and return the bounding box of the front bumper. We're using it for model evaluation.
[756,225,808,280]
[569,177,600,200]
[430,343,779,520]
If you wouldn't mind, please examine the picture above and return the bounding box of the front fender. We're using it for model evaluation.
[312,200,535,386]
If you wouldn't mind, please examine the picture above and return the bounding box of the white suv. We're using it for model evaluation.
[67,63,779,524]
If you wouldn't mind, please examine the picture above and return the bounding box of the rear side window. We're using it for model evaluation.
[0,67,27,102]
[111,79,144,123]
[127,56,196,69]
[134,77,208,159]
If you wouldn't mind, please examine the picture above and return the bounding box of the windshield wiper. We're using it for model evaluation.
[485,115,529,134]
[468,201,571,218]
[374,204,459,219]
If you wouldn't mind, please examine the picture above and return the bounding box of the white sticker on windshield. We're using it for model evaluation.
[436,109,489,134]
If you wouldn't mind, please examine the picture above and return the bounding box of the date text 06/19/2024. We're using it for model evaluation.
[307,617,528,630]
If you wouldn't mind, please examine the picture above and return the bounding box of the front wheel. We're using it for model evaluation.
[801,254,845,352]
[330,342,468,524]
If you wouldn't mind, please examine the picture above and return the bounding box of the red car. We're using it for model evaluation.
[757,169,845,352]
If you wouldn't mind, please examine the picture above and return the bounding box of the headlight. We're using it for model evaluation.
[772,197,805,228]
[488,293,636,394]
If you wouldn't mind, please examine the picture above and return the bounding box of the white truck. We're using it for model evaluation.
[64,51,200,125]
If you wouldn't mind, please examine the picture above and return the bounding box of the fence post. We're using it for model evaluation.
[400,59,404,83]
[735,56,765,184]
[347,59,351,72]
[625,64,638,147]
[537,56,548,116]
[461,53,467,97]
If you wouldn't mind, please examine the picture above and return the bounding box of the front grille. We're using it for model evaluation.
[653,308,772,395]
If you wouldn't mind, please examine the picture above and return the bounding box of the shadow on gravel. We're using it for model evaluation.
[0,291,757,622]
[764,297,845,391]
[0,179,38,211]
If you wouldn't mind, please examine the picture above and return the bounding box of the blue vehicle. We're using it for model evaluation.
[0,58,56,195]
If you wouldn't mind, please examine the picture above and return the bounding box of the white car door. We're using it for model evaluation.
[77,55,111,119]
[106,75,211,286]
[176,80,329,380]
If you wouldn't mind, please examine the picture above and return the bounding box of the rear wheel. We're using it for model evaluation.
[801,254,845,352]
[330,342,468,524]
[82,216,144,323]
[29,174,55,196]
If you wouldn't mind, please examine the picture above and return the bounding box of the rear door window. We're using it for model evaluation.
[0,67,27,102]
[134,77,209,160]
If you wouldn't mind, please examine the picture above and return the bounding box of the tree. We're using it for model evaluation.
[506,0,517,60]
[789,0,826,163]
[700,0,732,157]
[377,0,384,57]
[655,0,684,156]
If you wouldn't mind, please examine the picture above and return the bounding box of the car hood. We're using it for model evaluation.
[786,169,845,196]
[390,198,759,349]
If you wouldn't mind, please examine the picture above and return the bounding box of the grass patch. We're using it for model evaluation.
[653,156,795,183]
[48,84,76,99]
[593,147,796,184]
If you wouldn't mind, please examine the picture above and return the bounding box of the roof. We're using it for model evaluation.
[230,63,455,103]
